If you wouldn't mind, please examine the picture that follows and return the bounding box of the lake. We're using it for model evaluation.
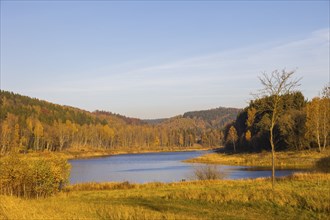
[69,150,298,184]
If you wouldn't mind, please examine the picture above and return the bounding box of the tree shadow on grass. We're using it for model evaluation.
[314,156,330,173]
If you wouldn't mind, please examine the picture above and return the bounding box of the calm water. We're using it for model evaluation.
[69,150,298,184]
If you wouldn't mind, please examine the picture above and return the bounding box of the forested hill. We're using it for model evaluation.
[183,107,241,128]
[142,118,167,125]
[1,91,97,125]
[143,107,241,128]
[0,90,239,154]
[93,110,145,126]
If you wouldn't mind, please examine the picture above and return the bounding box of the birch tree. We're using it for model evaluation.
[227,126,238,152]
[306,85,330,151]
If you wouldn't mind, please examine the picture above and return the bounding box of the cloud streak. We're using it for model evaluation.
[22,28,330,118]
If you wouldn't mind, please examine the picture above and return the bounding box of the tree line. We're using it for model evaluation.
[0,91,229,154]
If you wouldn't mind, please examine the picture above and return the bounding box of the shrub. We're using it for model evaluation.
[193,165,226,180]
[0,153,70,198]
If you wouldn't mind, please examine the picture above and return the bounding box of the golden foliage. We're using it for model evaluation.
[246,107,257,128]
[245,130,252,142]
[0,153,70,198]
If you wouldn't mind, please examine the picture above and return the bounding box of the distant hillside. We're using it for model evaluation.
[141,107,240,147]
[183,107,241,128]
[0,90,99,126]
[0,90,224,154]
[142,118,167,125]
[144,107,241,129]
[159,116,206,130]
[93,110,145,125]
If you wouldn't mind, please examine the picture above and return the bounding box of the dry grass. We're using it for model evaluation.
[1,173,329,220]
[185,149,330,169]
[20,145,211,160]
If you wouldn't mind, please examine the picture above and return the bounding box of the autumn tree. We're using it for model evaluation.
[246,107,256,128]
[255,69,300,188]
[245,130,252,142]
[320,85,330,150]
[0,113,20,154]
[0,120,10,154]
[227,126,238,152]
[33,119,44,150]
[245,107,256,144]
[53,120,70,151]
[306,85,330,151]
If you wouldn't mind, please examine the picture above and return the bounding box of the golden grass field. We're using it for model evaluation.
[53,145,210,159]
[185,149,330,169]
[1,173,329,220]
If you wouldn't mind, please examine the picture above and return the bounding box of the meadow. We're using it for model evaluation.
[185,149,330,170]
[1,172,329,220]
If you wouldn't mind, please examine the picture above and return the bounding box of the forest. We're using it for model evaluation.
[224,87,330,153]
[0,90,240,154]
[1,82,329,155]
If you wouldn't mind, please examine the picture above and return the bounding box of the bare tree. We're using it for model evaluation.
[254,69,301,189]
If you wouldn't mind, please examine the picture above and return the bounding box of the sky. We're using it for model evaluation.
[1,1,329,119]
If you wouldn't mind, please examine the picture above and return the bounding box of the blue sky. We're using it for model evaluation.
[1,1,329,119]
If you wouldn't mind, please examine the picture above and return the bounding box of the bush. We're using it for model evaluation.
[193,165,226,180]
[0,153,70,198]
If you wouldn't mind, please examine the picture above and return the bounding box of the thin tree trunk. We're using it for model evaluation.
[270,100,277,190]
[322,111,327,150]
[270,124,275,190]
[316,106,322,152]
[316,130,321,152]
[323,134,327,150]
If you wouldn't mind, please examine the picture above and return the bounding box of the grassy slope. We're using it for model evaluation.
[185,149,330,169]
[1,173,329,220]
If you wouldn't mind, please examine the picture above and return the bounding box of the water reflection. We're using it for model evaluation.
[69,151,298,184]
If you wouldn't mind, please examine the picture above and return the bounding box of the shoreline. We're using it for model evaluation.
[58,146,216,160]
[184,149,330,170]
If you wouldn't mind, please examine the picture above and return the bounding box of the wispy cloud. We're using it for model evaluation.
[25,28,329,118]
[51,29,328,90]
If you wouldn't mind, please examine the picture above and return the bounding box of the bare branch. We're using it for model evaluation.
[256,69,301,98]
[252,69,301,189]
